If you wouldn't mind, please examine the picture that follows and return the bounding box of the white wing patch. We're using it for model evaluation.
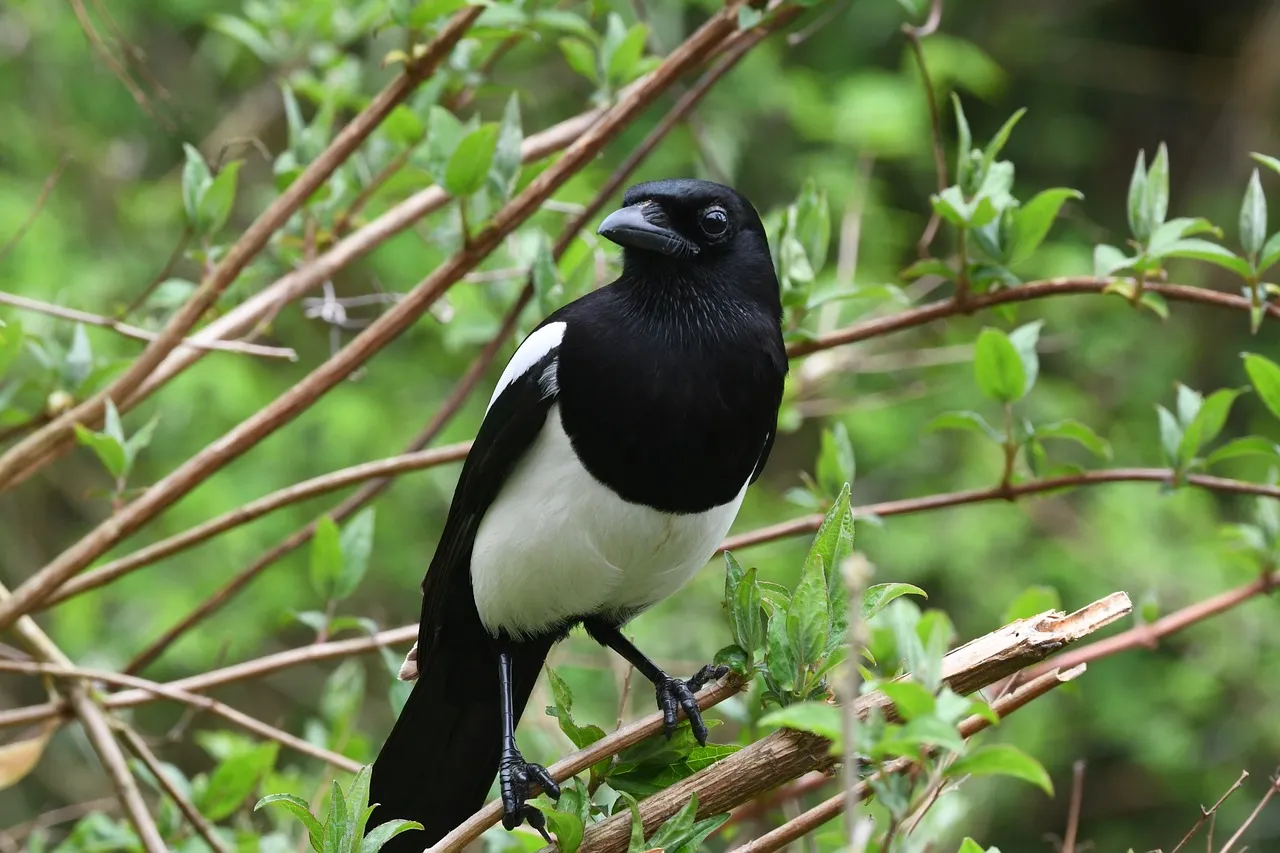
[486,321,567,413]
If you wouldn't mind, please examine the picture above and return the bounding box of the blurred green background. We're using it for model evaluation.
[2,0,1280,849]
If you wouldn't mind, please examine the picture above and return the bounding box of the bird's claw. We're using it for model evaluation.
[656,664,729,746]
[499,748,560,841]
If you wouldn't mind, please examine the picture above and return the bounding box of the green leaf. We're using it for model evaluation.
[618,792,645,853]
[956,839,988,853]
[731,567,765,653]
[794,178,831,274]
[322,779,347,853]
[1009,188,1081,264]
[488,94,523,201]
[787,554,829,669]
[815,422,854,497]
[423,107,465,188]
[930,186,970,227]
[198,742,278,821]
[1034,420,1112,459]
[74,424,126,479]
[1259,231,1280,275]
[334,508,376,600]
[952,94,973,192]
[1241,169,1268,258]
[1144,142,1170,232]
[880,681,936,721]
[862,583,926,621]
[946,743,1054,796]
[1176,383,1203,428]
[1206,436,1280,467]
[361,820,423,853]
[1243,353,1280,420]
[1252,152,1280,177]
[605,22,649,86]
[713,644,750,676]
[723,551,745,606]
[901,258,954,281]
[981,109,1026,180]
[1178,387,1247,463]
[321,660,365,741]
[737,5,763,28]
[671,814,731,853]
[1094,243,1134,277]
[928,411,1002,442]
[255,794,323,853]
[341,766,373,852]
[124,415,159,469]
[310,515,343,602]
[1001,585,1061,623]
[973,327,1027,403]
[647,794,699,851]
[209,14,276,62]
[765,601,797,693]
[1155,404,1182,466]
[544,668,606,750]
[1127,149,1149,241]
[445,123,500,198]
[542,807,584,853]
[1148,216,1223,255]
[1007,320,1043,395]
[758,701,841,746]
[198,160,242,235]
[181,143,212,226]
[558,38,599,84]
[1161,238,1253,278]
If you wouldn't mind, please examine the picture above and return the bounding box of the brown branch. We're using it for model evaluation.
[446,595,1126,853]
[67,0,169,130]
[901,0,946,257]
[0,157,69,264]
[1025,569,1280,679]
[0,5,483,492]
[1062,760,1085,853]
[0,798,117,852]
[733,665,1085,853]
[1219,768,1280,853]
[0,659,361,772]
[1169,770,1250,853]
[117,726,232,853]
[0,291,296,359]
[43,442,471,607]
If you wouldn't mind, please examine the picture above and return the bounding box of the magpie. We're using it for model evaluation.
[366,178,787,851]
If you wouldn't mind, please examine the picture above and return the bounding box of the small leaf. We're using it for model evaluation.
[74,424,126,479]
[1009,188,1081,264]
[952,94,973,192]
[322,779,347,853]
[488,94,523,201]
[181,143,212,226]
[946,743,1054,796]
[445,123,501,198]
[973,327,1027,403]
[1144,142,1170,232]
[1243,353,1280,420]
[1252,152,1280,177]
[605,23,649,86]
[423,107,465,188]
[723,551,745,606]
[1240,169,1268,258]
[0,723,55,790]
[65,322,94,389]
[198,742,278,821]
[737,5,763,28]
[815,422,854,497]
[361,820,423,853]
[334,508,376,600]
[1127,149,1149,241]
[310,515,343,602]
[1007,320,1043,395]
[1001,585,1061,623]
[1259,231,1280,275]
[255,794,323,853]
[957,839,988,853]
[1206,436,1280,466]
[1161,238,1253,279]
[731,567,765,653]
[880,681,936,721]
[542,807,584,853]
[862,583,926,621]
[558,38,599,84]
[794,178,831,274]
[901,258,954,281]
[981,109,1026,179]
[1156,405,1183,466]
[1094,243,1133,277]
[787,554,829,668]
[758,701,842,746]
[928,411,1002,443]
[1178,387,1247,463]
[1034,420,1112,459]
[647,794,699,851]
[765,602,797,693]
[209,14,276,62]
[199,160,243,235]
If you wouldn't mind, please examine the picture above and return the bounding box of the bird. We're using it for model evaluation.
[366,177,788,851]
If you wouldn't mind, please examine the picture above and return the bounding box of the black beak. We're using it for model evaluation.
[597,203,699,258]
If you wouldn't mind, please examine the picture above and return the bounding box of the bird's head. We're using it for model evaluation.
[597,179,778,302]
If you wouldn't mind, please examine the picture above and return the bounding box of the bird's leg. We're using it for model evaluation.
[497,649,559,840]
[582,620,728,745]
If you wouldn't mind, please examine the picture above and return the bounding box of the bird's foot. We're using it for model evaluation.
[655,664,729,746]
[499,747,560,841]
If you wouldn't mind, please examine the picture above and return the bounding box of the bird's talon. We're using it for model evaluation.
[499,749,557,835]
[655,669,718,745]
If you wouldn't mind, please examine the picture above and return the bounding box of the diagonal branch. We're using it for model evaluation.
[117,726,232,853]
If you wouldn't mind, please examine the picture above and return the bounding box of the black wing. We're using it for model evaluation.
[416,343,561,654]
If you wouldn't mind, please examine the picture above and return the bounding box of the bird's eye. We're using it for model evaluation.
[700,207,729,237]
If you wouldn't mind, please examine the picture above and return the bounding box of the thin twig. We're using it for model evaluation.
[0,659,361,772]
[1218,768,1280,853]
[117,726,232,853]
[902,0,945,257]
[1170,770,1250,853]
[67,0,169,129]
[0,157,69,264]
[1062,760,1085,853]
[0,798,117,851]
[0,5,483,492]
[0,291,296,359]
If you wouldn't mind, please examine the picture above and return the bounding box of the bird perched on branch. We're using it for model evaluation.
[367,178,787,851]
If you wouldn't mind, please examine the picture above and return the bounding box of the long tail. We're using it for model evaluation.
[367,633,552,852]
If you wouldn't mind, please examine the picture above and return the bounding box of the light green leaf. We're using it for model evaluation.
[794,178,831,274]
[74,424,126,479]
[181,143,211,226]
[1144,142,1170,231]
[209,14,276,61]
[1259,231,1280,275]
[901,258,954,281]
[1009,188,1081,264]
[787,554,829,668]
[1094,243,1133,277]
[322,779,346,853]
[423,107,465,188]
[558,38,599,84]
[862,583,926,621]
[723,551,745,605]
[1034,419,1112,459]
[1206,436,1280,467]
[952,94,973,192]
[310,515,343,602]
[361,820,423,853]
[1007,320,1043,394]
[879,716,966,757]
[542,807,584,853]
[973,327,1027,402]
[199,160,242,235]
[981,109,1026,179]
[1243,353,1280,420]
[1160,238,1253,279]
[1148,216,1223,255]
[928,410,1002,443]
[1252,152,1280,177]
[815,422,854,497]
[646,794,699,852]
[946,743,1054,796]
[444,123,500,198]
[880,681,936,721]
[334,508,376,600]
[731,567,765,653]
[488,94,523,201]
[1240,169,1267,258]
[1178,387,1247,464]
[758,701,841,745]
[765,602,797,693]
[1127,150,1149,241]
[198,742,278,821]
[255,794,323,853]
[605,23,649,86]
[1001,585,1060,624]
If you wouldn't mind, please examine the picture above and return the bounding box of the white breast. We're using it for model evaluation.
[469,404,747,639]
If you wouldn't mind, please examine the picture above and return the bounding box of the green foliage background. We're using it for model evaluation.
[2,0,1280,849]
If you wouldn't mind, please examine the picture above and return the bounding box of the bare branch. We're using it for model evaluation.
[1219,768,1280,853]
[901,0,947,257]
[1062,760,1085,853]
[117,726,232,853]
[1170,770,1250,853]
[0,157,69,264]
[67,0,170,130]
[0,291,296,360]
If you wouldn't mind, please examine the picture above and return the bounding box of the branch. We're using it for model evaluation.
[1219,768,1280,853]
[1061,760,1085,853]
[0,5,483,491]
[0,659,361,772]
[901,0,946,258]
[733,665,1084,853]
[0,291,297,360]
[441,594,1129,853]
[1169,769,1250,853]
[117,726,232,853]
[0,157,69,264]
